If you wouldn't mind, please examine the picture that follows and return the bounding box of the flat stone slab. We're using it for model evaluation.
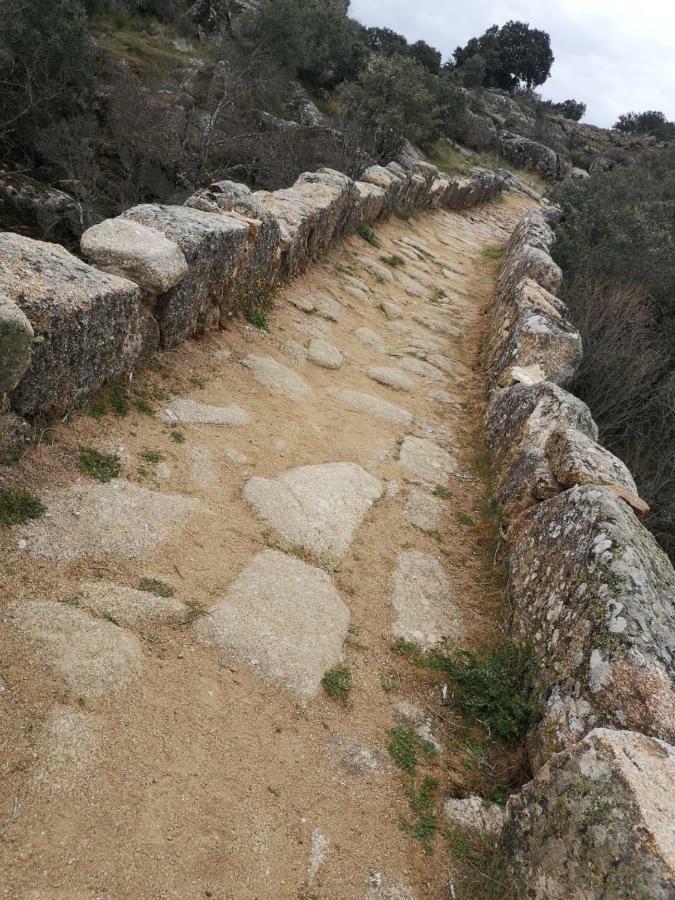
[328,736,392,777]
[399,357,446,382]
[9,600,144,698]
[368,366,416,393]
[314,295,342,322]
[412,313,460,337]
[188,443,219,490]
[308,338,342,370]
[380,301,403,319]
[32,708,98,798]
[391,551,465,651]
[399,437,456,485]
[443,796,505,836]
[162,398,250,426]
[196,550,349,698]
[334,389,413,426]
[288,296,314,313]
[23,479,198,561]
[404,488,444,532]
[244,462,382,560]
[243,354,313,401]
[355,327,385,354]
[427,353,458,375]
[428,388,461,407]
[79,580,188,627]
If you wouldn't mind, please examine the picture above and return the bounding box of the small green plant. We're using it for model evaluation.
[455,511,475,526]
[431,642,539,740]
[138,577,175,598]
[481,245,506,263]
[141,450,164,464]
[357,224,380,248]
[189,377,205,389]
[381,680,395,693]
[322,665,351,701]
[170,430,186,444]
[104,612,120,626]
[246,308,270,331]
[433,486,454,500]
[380,254,405,269]
[388,727,437,773]
[78,447,121,483]
[104,380,130,416]
[61,595,79,607]
[0,488,45,526]
[134,399,155,415]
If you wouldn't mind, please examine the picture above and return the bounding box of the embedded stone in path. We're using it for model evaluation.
[195,550,349,698]
[399,436,456,485]
[328,736,392,777]
[308,338,343,370]
[355,327,385,354]
[281,339,308,364]
[243,354,313,401]
[404,488,444,532]
[399,357,446,382]
[79,580,188,627]
[32,708,98,798]
[356,255,395,283]
[428,388,461,407]
[314,295,342,322]
[380,300,403,319]
[288,296,314,313]
[224,447,250,464]
[416,420,456,451]
[243,462,383,559]
[412,313,460,338]
[188,443,219,490]
[9,600,144,698]
[162,398,250,427]
[391,551,465,651]
[23,479,197,561]
[368,366,416,393]
[334,389,413,426]
[387,321,412,336]
[427,353,458,375]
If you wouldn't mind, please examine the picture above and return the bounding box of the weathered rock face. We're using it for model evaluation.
[185,179,282,300]
[502,728,675,899]
[509,485,675,768]
[0,234,142,416]
[485,381,598,522]
[0,292,33,394]
[500,132,563,180]
[0,172,80,240]
[360,165,404,215]
[498,208,562,300]
[120,204,250,346]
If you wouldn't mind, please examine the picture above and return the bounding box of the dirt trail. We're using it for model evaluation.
[0,192,533,899]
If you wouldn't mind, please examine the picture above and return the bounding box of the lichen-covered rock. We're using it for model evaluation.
[256,168,354,277]
[487,277,582,389]
[0,234,143,416]
[509,485,675,767]
[360,165,404,215]
[121,203,250,346]
[546,425,648,515]
[485,381,598,522]
[348,181,386,231]
[499,133,567,180]
[498,210,562,301]
[185,179,281,301]
[502,728,675,898]
[0,292,33,393]
[80,218,189,294]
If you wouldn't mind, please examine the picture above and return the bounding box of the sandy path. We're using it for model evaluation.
[0,192,533,899]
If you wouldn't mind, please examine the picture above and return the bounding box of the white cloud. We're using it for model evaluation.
[349,0,675,126]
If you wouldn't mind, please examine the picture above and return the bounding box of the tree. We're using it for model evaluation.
[551,99,586,121]
[453,20,553,90]
[615,111,675,142]
[241,0,367,88]
[459,54,487,88]
[408,39,441,75]
[337,54,465,157]
[363,26,408,57]
[0,0,96,156]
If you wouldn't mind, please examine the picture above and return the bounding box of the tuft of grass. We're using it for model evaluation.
[134,399,155,416]
[138,577,175,598]
[430,642,539,740]
[170,430,186,444]
[357,224,380,248]
[455,511,475,527]
[78,447,121,483]
[388,727,437,774]
[0,488,46,526]
[380,254,406,269]
[322,665,351,701]
[433,486,454,501]
[104,612,120,626]
[189,376,205,389]
[141,449,164,465]
[481,245,506,263]
[246,308,270,331]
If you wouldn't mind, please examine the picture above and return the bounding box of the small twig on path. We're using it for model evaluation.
[0,797,19,839]
[173,564,185,581]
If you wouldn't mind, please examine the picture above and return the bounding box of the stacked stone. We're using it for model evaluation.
[484,207,675,897]
[0,160,502,431]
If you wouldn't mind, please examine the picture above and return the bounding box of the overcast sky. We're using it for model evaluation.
[349,0,675,127]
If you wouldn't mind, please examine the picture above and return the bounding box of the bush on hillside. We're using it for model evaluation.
[549,148,675,558]
[614,110,675,142]
[550,99,586,121]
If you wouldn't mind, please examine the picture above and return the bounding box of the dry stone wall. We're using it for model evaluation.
[485,206,675,896]
[0,158,502,433]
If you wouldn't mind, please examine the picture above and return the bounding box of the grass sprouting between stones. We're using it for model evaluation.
[138,577,175,598]
[78,447,121,483]
[380,253,406,269]
[357,224,380,248]
[170,430,186,444]
[141,449,164,464]
[0,488,46,526]
[245,308,270,331]
[388,726,437,774]
[322,665,351,701]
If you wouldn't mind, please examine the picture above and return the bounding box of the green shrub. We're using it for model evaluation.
[79,447,122,482]
[0,488,46,525]
[322,665,351,701]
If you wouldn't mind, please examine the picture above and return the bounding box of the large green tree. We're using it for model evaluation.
[615,110,675,142]
[453,20,553,90]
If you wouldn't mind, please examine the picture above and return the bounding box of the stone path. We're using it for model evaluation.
[0,193,534,898]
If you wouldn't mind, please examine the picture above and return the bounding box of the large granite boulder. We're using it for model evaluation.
[120,204,250,346]
[185,179,282,302]
[502,728,675,898]
[509,485,675,768]
[0,292,33,393]
[255,168,355,277]
[499,133,569,180]
[0,234,143,416]
[487,277,582,389]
